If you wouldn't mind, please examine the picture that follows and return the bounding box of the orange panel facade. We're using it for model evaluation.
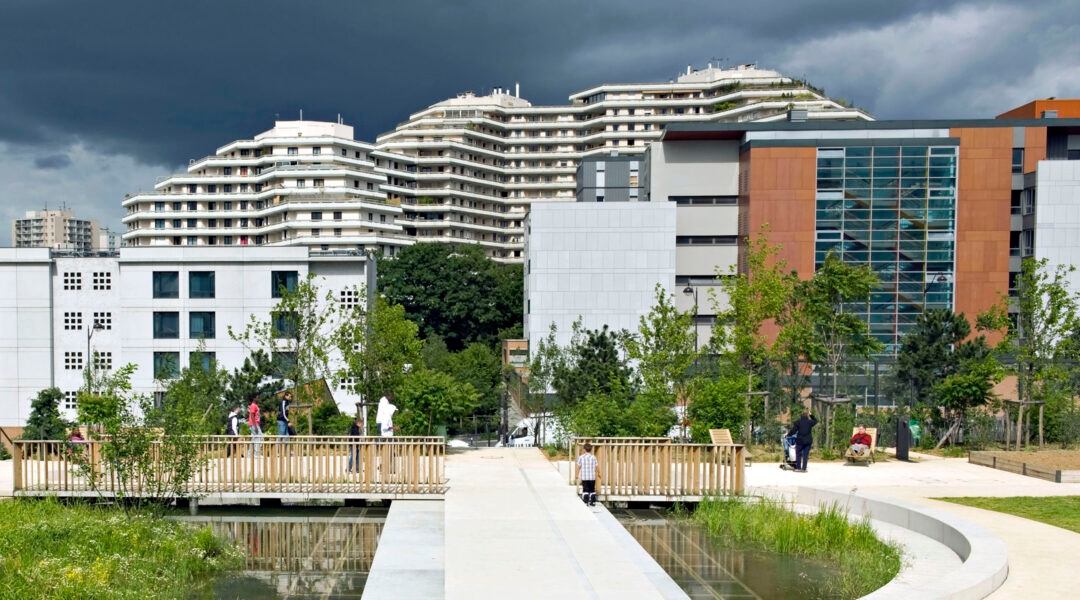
[997,99,1080,119]
[739,147,817,279]
[1024,126,1047,172]
[950,127,1013,332]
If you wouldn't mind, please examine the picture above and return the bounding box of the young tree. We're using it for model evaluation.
[336,295,423,431]
[394,370,479,435]
[230,274,339,412]
[551,323,634,407]
[892,309,975,405]
[20,387,68,442]
[161,349,229,434]
[443,342,503,415]
[223,350,278,421]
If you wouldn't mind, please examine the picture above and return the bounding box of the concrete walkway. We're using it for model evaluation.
[442,447,686,600]
[745,455,1080,599]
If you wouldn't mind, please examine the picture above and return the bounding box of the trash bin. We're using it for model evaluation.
[908,420,921,448]
[896,419,911,461]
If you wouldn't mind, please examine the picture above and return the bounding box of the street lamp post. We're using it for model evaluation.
[922,273,949,312]
[683,285,699,352]
[86,319,104,378]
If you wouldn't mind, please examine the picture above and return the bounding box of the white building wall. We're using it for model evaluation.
[525,203,676,349]
[1035,160,1080,294]
[0,249,54,427]
[0,247,371,426]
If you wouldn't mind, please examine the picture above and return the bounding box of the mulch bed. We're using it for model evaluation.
[970,449,1080,483]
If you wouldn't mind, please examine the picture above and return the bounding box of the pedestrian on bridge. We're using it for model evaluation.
[226,406,242,458]
[576,442,599,507]
[347,417,363,473]
[248,395,262,457]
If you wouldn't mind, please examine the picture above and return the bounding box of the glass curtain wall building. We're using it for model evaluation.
[815,144,958,353]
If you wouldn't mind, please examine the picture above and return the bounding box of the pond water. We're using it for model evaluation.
[612,508,845,600]
[181,506,387,600]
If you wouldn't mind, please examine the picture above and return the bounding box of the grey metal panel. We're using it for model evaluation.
[1013,127,1025,147]
[1012,174,1025,190]
[1011,214,1022,231]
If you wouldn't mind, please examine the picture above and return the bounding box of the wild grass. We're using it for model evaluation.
[692,496,902,599]
[0,497,242,600]
[940,496,1080,534]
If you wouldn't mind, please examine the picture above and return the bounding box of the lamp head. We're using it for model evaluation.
[683,285,694,296]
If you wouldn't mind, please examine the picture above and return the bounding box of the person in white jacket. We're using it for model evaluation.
[375,392,398,437]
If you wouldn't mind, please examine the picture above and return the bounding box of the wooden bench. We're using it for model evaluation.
[709,428,752,466]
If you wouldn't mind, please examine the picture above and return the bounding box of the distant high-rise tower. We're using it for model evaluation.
[12,209,100,251]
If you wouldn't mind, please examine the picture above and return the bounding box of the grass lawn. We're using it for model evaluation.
[940,496,1080,535]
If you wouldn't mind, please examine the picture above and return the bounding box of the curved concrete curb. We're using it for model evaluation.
[797,487,1008,600]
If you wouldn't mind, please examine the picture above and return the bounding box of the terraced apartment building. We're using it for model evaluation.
[122,64,870,260]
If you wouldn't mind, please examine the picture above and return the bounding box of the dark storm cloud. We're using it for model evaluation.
[0,0,1077,173]
[33,153,72,170]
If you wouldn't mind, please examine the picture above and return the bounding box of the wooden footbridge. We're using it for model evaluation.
[11,436,745,503]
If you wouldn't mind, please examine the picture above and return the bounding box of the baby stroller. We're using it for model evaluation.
[779,433,799,470]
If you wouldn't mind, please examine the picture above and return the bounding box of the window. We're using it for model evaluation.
[272,311,298,338]
[93,312,112,330]
[311,228,320,237]
[190,352,216,371]
[223,166,232,176]
[224,236,233,245]
[189,312,216,339]
[153,271,179,298]
[155,219,165,229]
[313,147,322,155]
[153,312,180,339]
[271,271,298,297]
[63,272,82,290]
[93,351,113,371]
[313,179,324,187]
[1012,148,1024,174]
[311,211,323,220]
[187,201,197,210]
[92,272,112,290]
[208,202,216,210]
[153,352,180,379]
[64,351,83,370]
[207,185,216,193]
[296,179,306,188]
[339,288,362,310]
[188,185,197,194]
[676,236,738,246]
[187,236,198,246]
[64,312,83,330]
[333,211,342,221]
[173,202,181,210]
[155,201,165,211]
[223,184,232,193]
[63,391,79,411]
[334,228,342,237]
[288,147,298,155]
[187,271,215,298]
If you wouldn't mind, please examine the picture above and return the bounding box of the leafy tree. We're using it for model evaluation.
[802,252,884,401]
[395,370,479,435]
[223,350,279,423]
[625,284,697,409]
[336,295,423,433]
[687,370,753,442]
[1011,258,1080,446]
[551,323,634,407]
[161,349,229,433]
[20,387,68,442]
[378,243,523,350]
[421,334,451,371]
[230,274,339,411]
[891,309,975,405]
[443,342,502,415]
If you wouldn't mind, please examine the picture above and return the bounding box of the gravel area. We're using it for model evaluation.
[978,450,1080,470]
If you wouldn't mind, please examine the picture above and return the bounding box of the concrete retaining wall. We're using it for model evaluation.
[798,487,1008,600]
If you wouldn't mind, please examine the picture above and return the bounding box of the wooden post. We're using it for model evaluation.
[12,442,21,491]
[1039,404,1045,448]
[1016,402,1024,451]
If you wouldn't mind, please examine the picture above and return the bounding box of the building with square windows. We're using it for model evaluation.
[0,247,375,430]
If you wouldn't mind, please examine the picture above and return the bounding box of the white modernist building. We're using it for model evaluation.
[123,64,870,262]
[122,121,407,255]
[0,247,374,429]
[524,202,676,349]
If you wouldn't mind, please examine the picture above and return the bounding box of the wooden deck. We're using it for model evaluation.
[12,436,447,501]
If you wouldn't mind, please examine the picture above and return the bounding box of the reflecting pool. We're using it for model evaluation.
[612,508,845,600]
[182,506,386,599]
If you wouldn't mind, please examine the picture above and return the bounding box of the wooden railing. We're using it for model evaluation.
[569,438,745,498]
[12,436,446,497]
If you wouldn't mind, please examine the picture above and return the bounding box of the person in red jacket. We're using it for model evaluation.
[850,426,872,456]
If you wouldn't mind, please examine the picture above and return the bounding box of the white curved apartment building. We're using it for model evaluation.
[122,121,409,256]
[375,63,870,260]
[123,64,870,260]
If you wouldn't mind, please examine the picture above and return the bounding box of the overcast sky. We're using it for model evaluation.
[2,0,1078,244]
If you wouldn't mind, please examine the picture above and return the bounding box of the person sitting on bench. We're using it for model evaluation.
[850,426,872,456]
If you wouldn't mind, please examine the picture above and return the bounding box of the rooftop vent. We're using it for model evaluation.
[1042,110,1059,119]
[788,109,808,122]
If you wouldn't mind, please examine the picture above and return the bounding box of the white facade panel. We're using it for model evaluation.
[525,203,676,350]
[1035,160,1080,296]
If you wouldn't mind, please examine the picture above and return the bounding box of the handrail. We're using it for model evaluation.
[568,438,745,497]
[12,435,446,497]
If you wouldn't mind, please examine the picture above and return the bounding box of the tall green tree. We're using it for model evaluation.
[377,243,523,350]
[394,370,479,435]
[20,387,68,442]
[551,323,634,407]
[336,295,423,430]
[443,342,502,415]
[892,309,975,405]
[162,349,229,433]
[223,350,279,423]
[801,252,884,401]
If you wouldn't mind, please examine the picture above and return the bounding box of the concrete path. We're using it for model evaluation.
[362,500,444,600]
[745,456,1080,599]
[443,447,686,600]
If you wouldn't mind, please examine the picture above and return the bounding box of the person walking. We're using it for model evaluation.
[788,408,818,473]
[277,392,292,438]
[347,416,363,473]
[226,406,242,458]
[248,396,262,457]
[375,392,398,437]
[576,442,599,506]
